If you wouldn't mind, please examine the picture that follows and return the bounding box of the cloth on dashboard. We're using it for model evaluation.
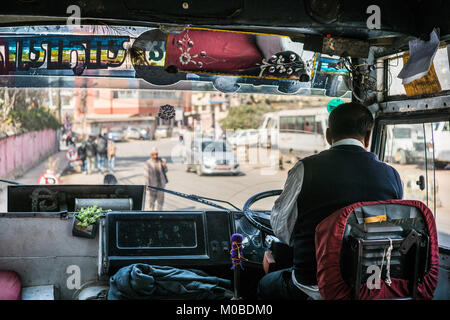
[107,264,232,300]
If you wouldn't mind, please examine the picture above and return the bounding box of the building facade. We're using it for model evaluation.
[73,89,192,135]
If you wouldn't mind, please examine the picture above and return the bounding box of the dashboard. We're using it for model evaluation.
[105,210,266,274]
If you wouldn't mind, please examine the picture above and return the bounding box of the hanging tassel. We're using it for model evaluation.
[385,238,393,286]
[379,238,393,287]
[230,233,244,270]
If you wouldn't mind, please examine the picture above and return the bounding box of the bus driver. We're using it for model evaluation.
[257,102,404,299]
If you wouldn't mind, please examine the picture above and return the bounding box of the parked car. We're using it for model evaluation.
[108,128,125,142]
[125,127,142,140]
[139,127,154,140]
[228,129,259,147]
[185,139,240,175]
[155,126,171,139]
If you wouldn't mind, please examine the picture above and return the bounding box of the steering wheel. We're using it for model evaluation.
[243,189,282,235]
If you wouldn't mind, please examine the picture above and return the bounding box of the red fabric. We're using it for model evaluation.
[166,29,262,73]
[359,278,410,299]
[0,270,22,300]
[315,200,439,300]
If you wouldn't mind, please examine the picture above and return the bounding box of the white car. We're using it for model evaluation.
[108,128,125,142]
[185,139,240,175]
[139,127,153,140]
[228,129,259,147]
[155,126,171,139]
[125,127,142,140]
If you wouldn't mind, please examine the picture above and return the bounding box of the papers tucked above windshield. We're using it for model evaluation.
[398,29,440,85]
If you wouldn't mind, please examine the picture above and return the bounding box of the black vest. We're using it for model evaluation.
[293,144,403,285]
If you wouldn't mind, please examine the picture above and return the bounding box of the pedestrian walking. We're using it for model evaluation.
[85,136,97,175]
[77,139,87,174]
[65,132,74,147]
[95,134,108,174]
[144,147,168,211]
[107,138,116,173]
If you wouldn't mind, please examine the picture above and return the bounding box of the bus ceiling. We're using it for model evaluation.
[0,0,449,113]
[0,0,449,52]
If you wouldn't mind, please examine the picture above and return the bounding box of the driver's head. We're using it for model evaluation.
[326,102,374,149]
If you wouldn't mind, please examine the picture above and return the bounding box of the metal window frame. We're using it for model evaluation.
[371,110,450,250]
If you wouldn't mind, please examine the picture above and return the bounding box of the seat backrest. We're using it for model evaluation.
[0,270,22,300]
[315,200,439,300]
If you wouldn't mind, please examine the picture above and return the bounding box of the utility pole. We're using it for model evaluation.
[82,89,87,135]
[56,88,62,123]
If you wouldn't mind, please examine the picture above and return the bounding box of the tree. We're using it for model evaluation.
[219,104,275,131]
[0,88,60,136]
[0,88,18,135]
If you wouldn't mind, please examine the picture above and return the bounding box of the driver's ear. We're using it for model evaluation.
[326,128,333,145]
[363,131,372,149]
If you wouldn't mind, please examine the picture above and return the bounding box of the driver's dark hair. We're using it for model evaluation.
[328,102,374,140]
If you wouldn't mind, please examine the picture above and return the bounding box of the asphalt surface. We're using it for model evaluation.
[60,137,288,212]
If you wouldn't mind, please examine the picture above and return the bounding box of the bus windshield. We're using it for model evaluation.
[0,25,354,213]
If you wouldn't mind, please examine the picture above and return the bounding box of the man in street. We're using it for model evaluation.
[144,147,168,211]
[257,102,403,300]
[77,138,87,174]
[85,136,97,175]
[95,134,108,174]
[107,138,117,173]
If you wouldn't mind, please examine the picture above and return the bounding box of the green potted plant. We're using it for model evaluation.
[72,204,110,239]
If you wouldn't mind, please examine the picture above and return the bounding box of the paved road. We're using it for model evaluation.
[60,138,288,212]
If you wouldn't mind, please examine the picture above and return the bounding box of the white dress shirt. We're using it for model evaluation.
[270,138,365,246]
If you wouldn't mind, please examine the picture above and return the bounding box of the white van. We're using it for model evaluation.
[384,124,424,165]
[228,129,260,147]
[259,108,329,158]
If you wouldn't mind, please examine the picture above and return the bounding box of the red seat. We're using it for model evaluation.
[315,200,439,300]
[0,270,22,300]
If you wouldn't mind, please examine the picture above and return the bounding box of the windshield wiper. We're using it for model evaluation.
[147,185,241,212]
[0,179,23,185]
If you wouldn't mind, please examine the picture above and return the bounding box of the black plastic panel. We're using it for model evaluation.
[7,185,145,212]
[107,211,207,257]
[105,211,235,272]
